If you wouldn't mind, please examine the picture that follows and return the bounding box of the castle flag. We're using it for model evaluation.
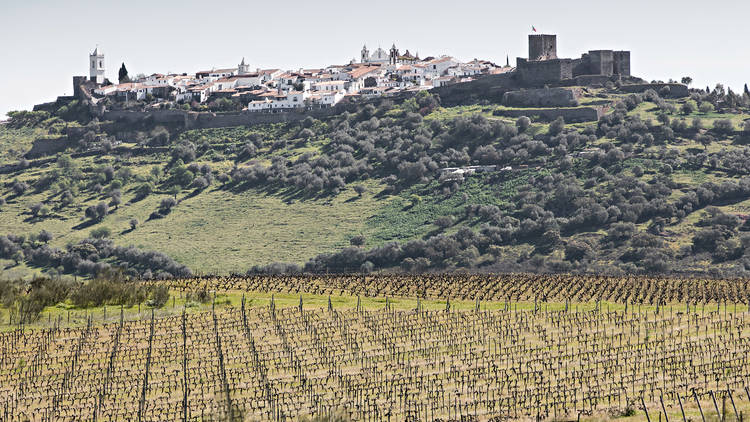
[532,26,537,32]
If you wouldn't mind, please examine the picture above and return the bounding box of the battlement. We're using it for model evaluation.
[516,34,631,85]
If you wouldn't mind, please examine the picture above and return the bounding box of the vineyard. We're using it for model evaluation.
[166,273,750,306]
[3,274,750,421]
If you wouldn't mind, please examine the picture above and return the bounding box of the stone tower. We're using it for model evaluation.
[361,45,369,63]
[90,46,105,84]
[528,34,557,61]
[389,43,399,65]
[238,57,250,75]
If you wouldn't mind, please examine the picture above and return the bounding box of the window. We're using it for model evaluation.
[99,61,102,68]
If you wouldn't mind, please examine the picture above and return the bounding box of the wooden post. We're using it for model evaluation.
[693,390,706,422]
[677,394,687,422]
[710,391,722,422]
[660,395,670,422]
[728,389,740,422]
[642,396,652,422]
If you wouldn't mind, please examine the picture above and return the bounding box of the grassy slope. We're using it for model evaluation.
[2,87,750,278]
[0,177,391,276]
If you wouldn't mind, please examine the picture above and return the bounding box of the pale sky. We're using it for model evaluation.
[1,0,749,118]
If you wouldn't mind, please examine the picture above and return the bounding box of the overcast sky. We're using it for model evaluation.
[1,0,748,117]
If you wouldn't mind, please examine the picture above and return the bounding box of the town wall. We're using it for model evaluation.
[492,106,603,123]
[502,88,579,107]
[102,106,347,130]
[573,75,618,86]
[619,83,689,98]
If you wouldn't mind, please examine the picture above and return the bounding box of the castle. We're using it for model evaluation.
[516,34,630,85]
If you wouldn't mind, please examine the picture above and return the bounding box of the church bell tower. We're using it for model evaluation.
[90,46,105,84]
[389,43,399,65]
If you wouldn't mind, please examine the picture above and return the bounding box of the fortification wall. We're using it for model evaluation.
[574,75,619,86]
[517,59,573,85]
[102,106,347,130]
[492,106,602,123]
[431,73,516,105]
[613,51,631,76]
[588,51,614,76]
[25,136,72,159]
[502,88,579,107]
[620,83,689,98]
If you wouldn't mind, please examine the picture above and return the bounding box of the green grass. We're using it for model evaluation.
[115,181,390,274]
[0,125,45,162]
[6,284,747,333]
[367,174,523,244]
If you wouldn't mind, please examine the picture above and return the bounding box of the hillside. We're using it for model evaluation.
[2,83,750,279]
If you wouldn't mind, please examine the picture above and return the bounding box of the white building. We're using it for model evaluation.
[425,56,458,77]
[196,68,237,80]
[90,46,105,84]
[312,80,348,92]
[306,90,345,108]
[248,90,306,112]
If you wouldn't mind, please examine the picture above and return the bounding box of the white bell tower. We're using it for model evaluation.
[361,45,369,63]
[238,57,250,75]
[90,46,105,84]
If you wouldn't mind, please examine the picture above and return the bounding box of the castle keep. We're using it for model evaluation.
[516,34,630,85]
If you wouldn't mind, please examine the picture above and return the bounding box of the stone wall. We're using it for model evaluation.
[516,58,573,85]
[588,51,614,76]
[25,136,71,159]
[528,34,558,60]
[620,83,689,98]
[573,75,618,86]
[102,106,348,130]
[502,88,579,107]
[613,51,631,76]
[492,106,603,123]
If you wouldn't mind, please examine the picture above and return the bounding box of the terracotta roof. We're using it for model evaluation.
[428,56,454,64]
[349,66,379,79]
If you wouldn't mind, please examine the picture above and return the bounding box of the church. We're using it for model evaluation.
[360,45,389,64]
[361,44,419,65]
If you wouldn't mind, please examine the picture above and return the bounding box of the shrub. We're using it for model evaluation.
[135,182,154,200]
[681,101,696,115]
[11,180,29,196]
[516,116,531,132]
[434,216,454,229]
[147,285,170,308]
[30,203,43,216]
[353,185,367,197]
[698,102,714,114]
[713,119,734,133]
[38,230,53,243]
[350,235,366,247]
[548,117,565,136]
[90,227,112,239]
[159,197,177,212]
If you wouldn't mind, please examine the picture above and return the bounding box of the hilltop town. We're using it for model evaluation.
[78,44,512,113]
